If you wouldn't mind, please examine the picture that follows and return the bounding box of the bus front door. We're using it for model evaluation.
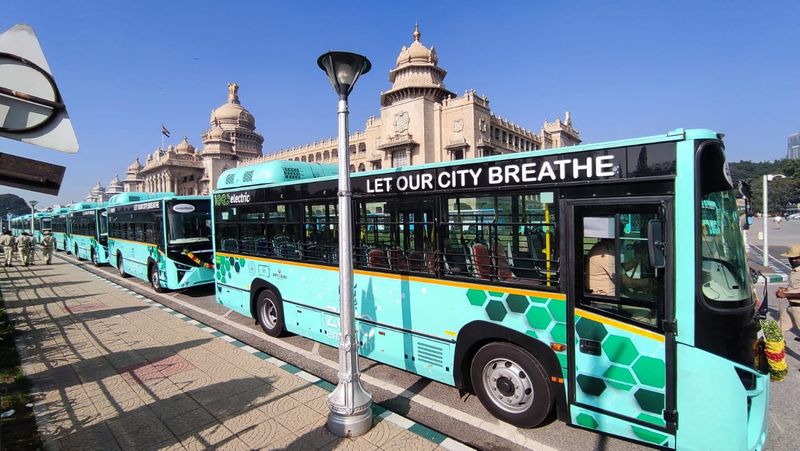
[566,199,676,448]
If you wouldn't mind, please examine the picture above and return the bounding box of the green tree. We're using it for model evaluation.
[0,194,30,216]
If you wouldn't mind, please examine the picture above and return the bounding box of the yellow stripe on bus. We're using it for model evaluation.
[108,237,158,248]
[575,308,664,342]
[215,251,566,301]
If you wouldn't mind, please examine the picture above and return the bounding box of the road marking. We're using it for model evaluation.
[296,371,320,383]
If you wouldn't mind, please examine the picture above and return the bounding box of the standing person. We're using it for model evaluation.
[18,232,32,266]
[41,230,54,265]
[1,230,14,267]
[775,244,800,335]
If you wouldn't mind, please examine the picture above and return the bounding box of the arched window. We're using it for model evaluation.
[358,163,366,172]
[358,143,366,153]
[332,149,338,159]
[308,154,315,162]
[323,150,330,161]
[316,152,322,161]
[349,164,355,172]
[301,156,307,162]
[349,144,356,154]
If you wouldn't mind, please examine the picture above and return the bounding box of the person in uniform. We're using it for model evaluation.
[41,230,54,265]
[1,230,14,267]
[18,232,32,266]
[775,244,800,336]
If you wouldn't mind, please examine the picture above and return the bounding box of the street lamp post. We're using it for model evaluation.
[29,200,38,237]
[317,51,373,437]
[762,174,786,267]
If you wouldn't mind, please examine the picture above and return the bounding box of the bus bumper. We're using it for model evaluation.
[170,265,214,289]
[676,344,769,450]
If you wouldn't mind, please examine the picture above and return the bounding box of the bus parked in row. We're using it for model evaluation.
[32,211,51,243]
[50,207,71,251]
[67,202,109,265]
[209,130,767,450]
[107,192,214,292]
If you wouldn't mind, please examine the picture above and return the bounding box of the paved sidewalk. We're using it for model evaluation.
[1,259,449,450]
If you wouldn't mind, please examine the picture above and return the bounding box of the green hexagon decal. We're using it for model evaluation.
[550,323,567,343]
[602,335,638,365]
[576,374,606,396]
[575,413,598,429]
[634,388,665,414]
[525,306,551,329]
[485,300,507,321]
[632,356,666,388]
[632,425,669,445]
[603,365,636,390]
[575,317,607,342]
[546,301,566,322]
[637,412,666,427]
[505,294,529,313]
[467,289,488,306]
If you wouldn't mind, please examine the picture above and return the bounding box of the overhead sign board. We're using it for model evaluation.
[0,23,78,153]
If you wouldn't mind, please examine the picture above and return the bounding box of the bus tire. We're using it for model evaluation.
[149,263,166,293]
[74,244,80,260]
[256,290,285,337]
[470,342,553,428]
[117,253,127,277]
[91,248,99,266]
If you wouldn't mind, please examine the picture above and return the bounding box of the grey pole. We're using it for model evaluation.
[326,93,373,437]
[762,175,769,267]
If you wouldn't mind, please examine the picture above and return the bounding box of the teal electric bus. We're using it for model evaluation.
[107,192,214,292]
[33,211,52,244]
[67,202,109,265]
[50,207,71,251]
[11,214,30,237]
[210,130,768,450]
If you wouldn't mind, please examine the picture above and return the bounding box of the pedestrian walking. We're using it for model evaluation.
[41,230,54,265]
[775,244,800,336]
[774,215,784,229]
[18,232,32,266]
[1,230,14,267]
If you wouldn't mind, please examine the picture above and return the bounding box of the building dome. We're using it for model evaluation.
[207,125,226,140]
[209,82,255,129]
[395,25,438,66]
[175,136,196,154]
[91,181,105,195]
[127,157,142,172]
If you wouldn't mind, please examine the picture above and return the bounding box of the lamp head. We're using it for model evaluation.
[317,51,371,98]
[30,200,38,208]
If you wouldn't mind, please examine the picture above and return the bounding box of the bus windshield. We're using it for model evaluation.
[167,200,211,245]
[699,189,751,304]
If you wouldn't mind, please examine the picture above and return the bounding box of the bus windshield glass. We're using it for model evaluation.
[167,200,211,245]
[699,189,751,304]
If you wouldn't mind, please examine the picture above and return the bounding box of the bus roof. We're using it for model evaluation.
[213,128,720,193]
[107,191,176,206]
[216,160,339,190]
[52,207,71,215]
[70,202,102,211]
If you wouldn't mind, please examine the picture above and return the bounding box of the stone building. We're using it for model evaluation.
[83,174,124,203]
[121,83,264,195]
[240,25,580,171]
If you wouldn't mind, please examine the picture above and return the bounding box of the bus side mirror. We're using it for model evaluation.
[647,219,666,269]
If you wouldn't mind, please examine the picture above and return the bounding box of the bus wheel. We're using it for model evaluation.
[256,290,285,337]
[117,254,127,277]
[149,263,166,293]
[470,342,552,428]
[74,244,80,260]
[91,248,98,266]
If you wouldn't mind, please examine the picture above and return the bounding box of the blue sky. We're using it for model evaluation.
[3,0,800,206]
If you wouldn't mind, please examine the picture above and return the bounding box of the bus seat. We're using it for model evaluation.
[388,248,408,271]
[493,240,514,281]
[444,245,468,275]
[426,250,438,274]
[471,243,492,279]
[255,238,268,256]
[367,249,389,268]
[222,239,239,253]
[407,250,426,272]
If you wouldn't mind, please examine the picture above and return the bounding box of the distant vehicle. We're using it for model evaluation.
[67,202,109,265]
[50,207,71,251]
[788,213,800,220]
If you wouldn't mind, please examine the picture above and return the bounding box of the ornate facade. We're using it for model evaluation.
[121,83,264,196]
[240,25,580,171]
[83,174,124,203]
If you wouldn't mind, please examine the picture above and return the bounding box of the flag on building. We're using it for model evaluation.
[161,124,171,138]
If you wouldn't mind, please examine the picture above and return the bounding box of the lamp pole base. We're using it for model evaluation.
[326,408,373,438]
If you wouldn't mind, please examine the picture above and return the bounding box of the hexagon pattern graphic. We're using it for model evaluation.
[574,315,668,445]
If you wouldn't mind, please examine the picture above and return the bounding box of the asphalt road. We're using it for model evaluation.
[52,221,800,451]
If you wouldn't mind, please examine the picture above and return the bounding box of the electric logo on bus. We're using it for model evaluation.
[134,201,160,211]
[366,155,617,194]
[214,192,251,206]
